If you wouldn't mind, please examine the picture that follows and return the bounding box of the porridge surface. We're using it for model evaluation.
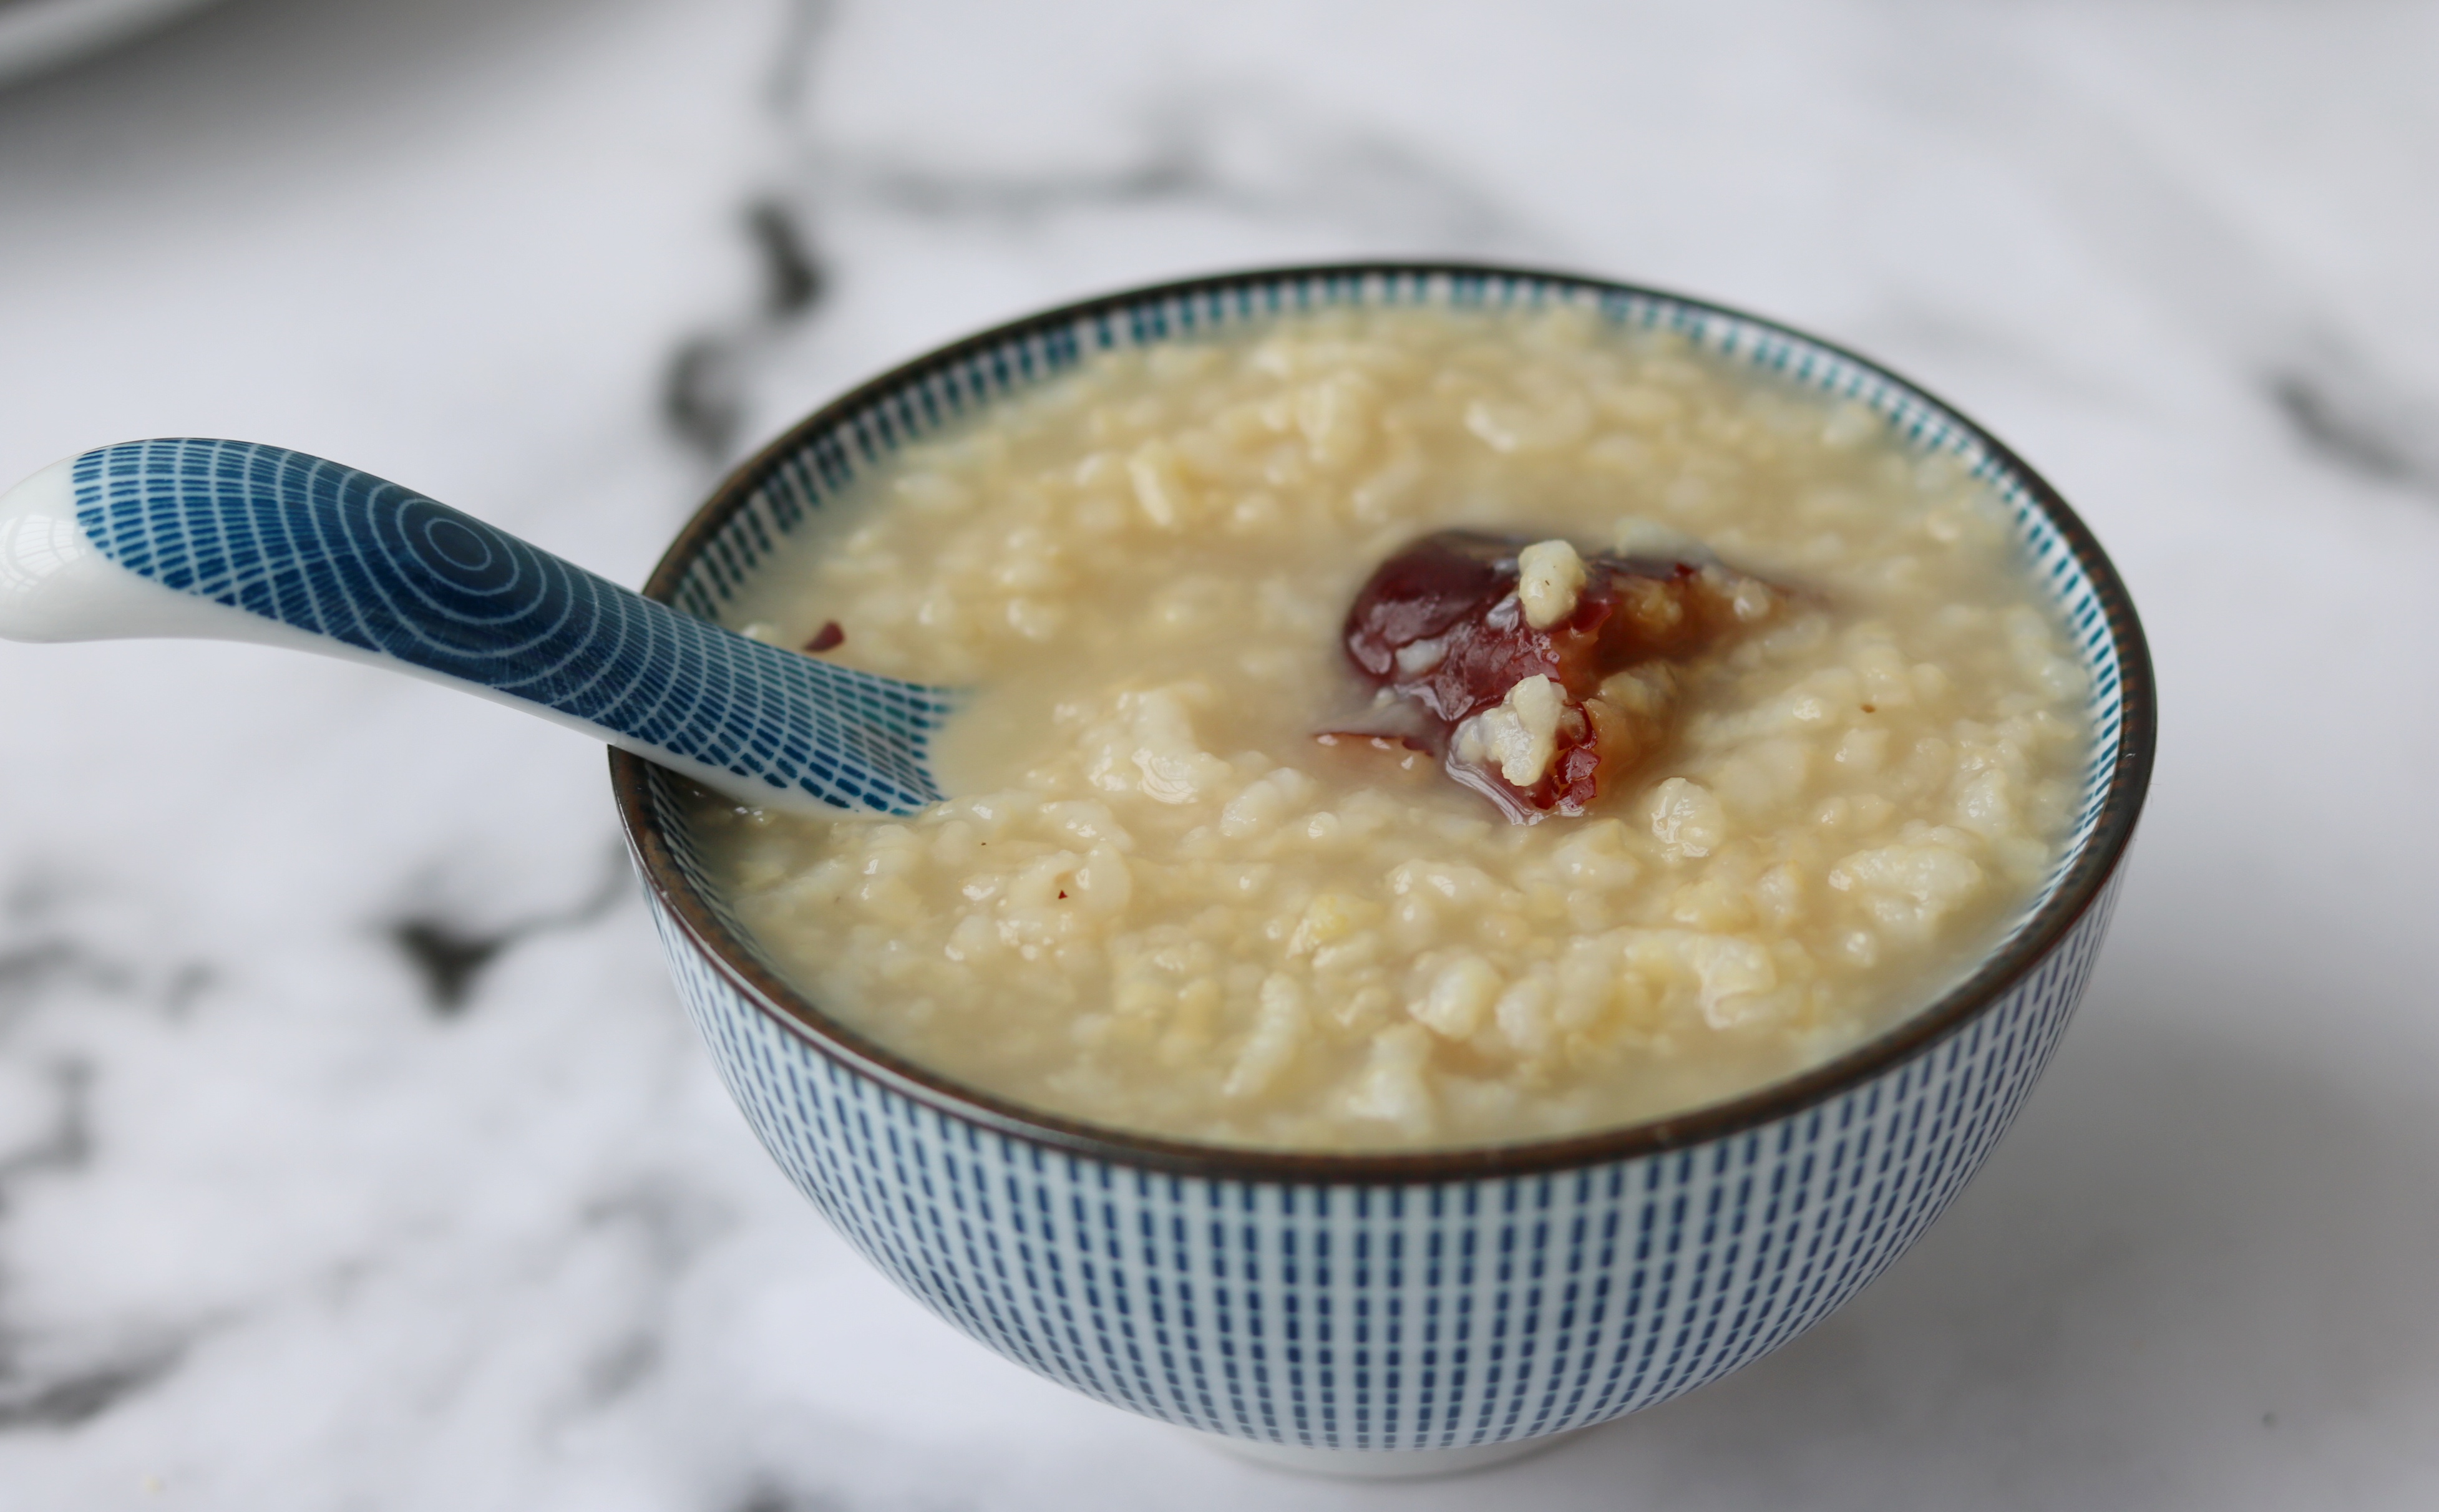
[698,304,2090,1151]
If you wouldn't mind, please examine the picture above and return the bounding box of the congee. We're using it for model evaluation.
[697,304,2090,1151]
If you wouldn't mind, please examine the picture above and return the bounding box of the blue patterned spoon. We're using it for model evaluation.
[0,439,957,814]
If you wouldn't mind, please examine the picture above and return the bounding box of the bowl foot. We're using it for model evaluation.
[1189,1427,1578,1479]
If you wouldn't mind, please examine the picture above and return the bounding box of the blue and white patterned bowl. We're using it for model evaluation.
[611,264,2156,1476]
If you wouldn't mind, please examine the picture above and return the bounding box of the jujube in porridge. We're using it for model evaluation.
[697,304,2090,1151]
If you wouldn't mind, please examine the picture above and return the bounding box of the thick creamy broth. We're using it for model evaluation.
[698,304,2089,1151]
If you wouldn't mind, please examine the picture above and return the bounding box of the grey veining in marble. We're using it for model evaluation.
[2,1,2437,1507]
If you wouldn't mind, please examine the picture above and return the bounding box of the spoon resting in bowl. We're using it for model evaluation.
[0,438,956,814]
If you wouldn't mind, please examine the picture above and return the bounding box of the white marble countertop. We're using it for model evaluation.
[3,1,2437,1506]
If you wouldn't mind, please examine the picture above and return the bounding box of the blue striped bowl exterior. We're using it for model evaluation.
[646,875,2119,1450]
[615,265,2150,1455]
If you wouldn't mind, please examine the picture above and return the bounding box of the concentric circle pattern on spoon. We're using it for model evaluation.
[0,439,955,814]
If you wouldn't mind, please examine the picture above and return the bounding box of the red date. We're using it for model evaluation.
[1337,531,1776,822]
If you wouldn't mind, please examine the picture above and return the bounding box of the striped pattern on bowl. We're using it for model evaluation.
[614,264,2153,1458]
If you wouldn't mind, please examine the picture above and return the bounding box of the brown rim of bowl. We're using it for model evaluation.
[610,260,2156,1185]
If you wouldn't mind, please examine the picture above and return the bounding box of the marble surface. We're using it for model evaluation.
[2,1,2437,1506]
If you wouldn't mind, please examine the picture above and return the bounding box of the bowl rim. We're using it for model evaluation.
[611,259,2156,1184]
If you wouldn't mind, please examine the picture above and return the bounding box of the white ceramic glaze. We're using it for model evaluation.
[0,455,298,644]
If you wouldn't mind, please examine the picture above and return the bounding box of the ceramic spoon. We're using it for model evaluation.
[0,438,955,814]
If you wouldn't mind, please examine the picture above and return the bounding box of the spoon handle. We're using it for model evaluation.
[0,439,952,814]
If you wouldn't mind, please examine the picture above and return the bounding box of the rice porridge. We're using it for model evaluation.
[697,304,2090,1151]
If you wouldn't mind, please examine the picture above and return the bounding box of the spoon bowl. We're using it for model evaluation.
[0,437,957,814]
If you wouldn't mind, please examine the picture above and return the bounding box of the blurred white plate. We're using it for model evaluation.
[0,0,223,89]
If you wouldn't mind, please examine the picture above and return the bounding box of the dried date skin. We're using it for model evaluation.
[1338,530,1773,821]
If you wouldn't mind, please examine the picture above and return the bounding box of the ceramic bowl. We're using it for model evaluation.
[610,263,2155,1477]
